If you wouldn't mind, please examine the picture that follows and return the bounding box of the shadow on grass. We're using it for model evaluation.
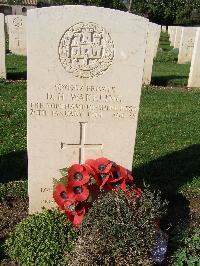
[6,71,27,81]
[134,144,200,263]
[0,151,27,183]
[134,144,200,195]
[151,75,188,86]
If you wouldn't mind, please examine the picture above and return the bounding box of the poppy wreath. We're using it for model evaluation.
[53,157,142,226]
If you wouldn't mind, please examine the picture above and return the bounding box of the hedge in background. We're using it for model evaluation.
[5,209,77,265]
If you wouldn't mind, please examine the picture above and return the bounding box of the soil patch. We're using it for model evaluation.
[189,196,200,227]
[0,197,28,264]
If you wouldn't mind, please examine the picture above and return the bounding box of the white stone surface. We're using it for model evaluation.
[169,26,176,46]
[0,14,6,79]
[174,26,183,49]
[153,24,161,57]
[188,28,200,87]
[178,27,197,64]
[143,22,158,84]
[162,26,166,32]
[27,5,148,213]
[168,26,172,36]
[7,15,26,55]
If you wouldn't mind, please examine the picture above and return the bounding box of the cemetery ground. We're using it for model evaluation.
[0,33,200,265]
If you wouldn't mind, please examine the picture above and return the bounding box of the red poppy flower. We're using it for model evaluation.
[68,164,90,186]
[65,202,87,226]
[66,184,90,202]
[107,176,127,191]
[82,163,96,176]
[127,173,134,183]
[63,199,76,214]
[104,164,127,191]
[85,157,112,174]
[53,183,68,210]
[86,158,113,189]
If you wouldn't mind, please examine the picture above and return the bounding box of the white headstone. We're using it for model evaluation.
[169,26,176,46]
[143,22,158,84]
[27,6,148,213]
[178,27,197,64]
[162,26,166,32]
[168,26,172,36]
[188,28,200,87]
[0,14,6,79]
[153,24,161,57]
[7,15,26,55]
[173,26,183,49]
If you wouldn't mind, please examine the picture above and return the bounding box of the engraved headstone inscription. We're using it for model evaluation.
[7,15,26,55]
[178,27,197,64]
[27,5,148,213]
[143,22,159,84]
[0,13,6,79]
[174,26,183,49]
[188,28,200,87]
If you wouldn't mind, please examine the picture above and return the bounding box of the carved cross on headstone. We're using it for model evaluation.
[61,122,103,164]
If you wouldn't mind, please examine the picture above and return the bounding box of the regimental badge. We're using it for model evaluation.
[58,22,114,79]
[13,17,23,27]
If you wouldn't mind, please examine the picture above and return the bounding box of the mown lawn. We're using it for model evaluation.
[0,35,199,264]
[134,86,200,197]
[152,32,191,87]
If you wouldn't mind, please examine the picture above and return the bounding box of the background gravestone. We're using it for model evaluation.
[178,27,197,64]
[7,15,26,55]
[169,26,176,46]
[153,24,161,57]
[174,26,183,49]
[27,5,148,213]
[143,22,159,84]
[0,13,6,79]
[188,28,200,87]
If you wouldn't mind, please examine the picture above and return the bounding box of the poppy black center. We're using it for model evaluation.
[98,173,107,180]
[74,172,83,181]
[113,171,120,179]
[73,186,83,194]
[98,164,106,171]
[60,191,67,199]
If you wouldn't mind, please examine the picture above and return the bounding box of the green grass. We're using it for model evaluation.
[0,81,27,186]
[158,31,172,51]
[134,87,200,197]
[152,32,191,87]
[6,54,27,80]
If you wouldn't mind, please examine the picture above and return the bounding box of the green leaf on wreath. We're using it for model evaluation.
[53,178,59,190]
[60,176,68,187]
[87,193,93,203]
[59,167,68,177]
[88,175,96,185]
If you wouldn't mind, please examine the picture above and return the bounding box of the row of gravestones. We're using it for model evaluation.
[0,13,160,85]
[168,25,200,87]
[0,14,26,79]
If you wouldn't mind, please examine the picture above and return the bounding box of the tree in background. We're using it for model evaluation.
[129,0,200,25]
[38,0,126,10]
[37,0,200,25]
